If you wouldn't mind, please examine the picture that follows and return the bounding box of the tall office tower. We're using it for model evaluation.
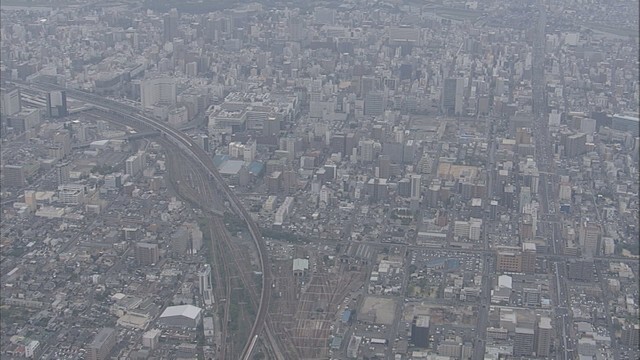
[441,78,464,115]
[198,265,214,305]
[2,165,26,187]
[263,116,281,138]
[364,91,385,116]
[469,218,482,241]
[24,190,37,212]
[621,324,640,348]
[141,77,177,109]
[564,133,587,158]
[521,242,537,274]
[411,315,430,348]
[378,155,391,179]
[398,178,411,197]
[361,76,379,97]
[163,8,179,42]
[87,328,116,360]
[0,85,21,116]
[535,317,553,357]
[410,174,422,200]
[287,16,305,41]
[513,327,535,356]
[185,61,198,77]
[359,140,375,163]
[403,139,416,164]
[125,153,144,177]
[54,130,72,158]
[56,161,71,185]
[47,91,68,118]
[579,221,601,257]
[135,242,159,265]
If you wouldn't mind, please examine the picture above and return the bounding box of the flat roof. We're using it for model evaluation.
[219,160,244,175]
[90,328,115,348]
[612,114,639,121]
[293,258,309,271]
[415,315,430,327]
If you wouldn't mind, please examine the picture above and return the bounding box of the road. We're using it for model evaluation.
[472,114,497,360]
[16,80,273,360]
[529,1,575,359]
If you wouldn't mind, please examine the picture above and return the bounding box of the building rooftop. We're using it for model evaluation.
[159,305,202,320]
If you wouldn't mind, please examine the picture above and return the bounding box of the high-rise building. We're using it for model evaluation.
[163,8,179,42]
[441,78,464,115]
[535,317,553,357]
[135,242,159,265]
[411,315,430,348]
[87,328,116,360]
[24,190,37,212]
[564,132,587,158]
[359,139,375,163]
[125,153,145,177]
[0,85,21,116]
[513,327,535,356]
[611,114,640,136]
[469,218,482,241]
[621,324,640,348]
[521,242,537,274]
[579,222,601,256]
[142,329,161,350]
[410,174,422,200]
[56,161,71,185]
[46,91,68,118]
[364,91,385,116]
[377,155,391,179]
[141,77,177,109]
[53,130,71,158]
[199,265,214,305]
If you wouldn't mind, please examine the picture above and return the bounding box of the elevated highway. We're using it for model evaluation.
[15,81,272,360]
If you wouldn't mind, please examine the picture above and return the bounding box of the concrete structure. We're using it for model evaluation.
[158,305,202,328]
[87,328,116,360]
[513,327,535,356]
[141,76,177,109]
[0,85,21,116]
[411,315,430,348]
[135,242,159,265]
[611,114,639,136]
[535,317,552,357]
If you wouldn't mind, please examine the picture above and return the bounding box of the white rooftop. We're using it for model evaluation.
[293,258,309,271]
[160,305,202,320]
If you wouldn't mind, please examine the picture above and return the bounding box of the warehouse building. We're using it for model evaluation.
[158,305,202,329]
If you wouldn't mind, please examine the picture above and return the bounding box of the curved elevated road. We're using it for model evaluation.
[18,81,271,360]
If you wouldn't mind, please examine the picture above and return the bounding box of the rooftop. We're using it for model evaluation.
[160,305,202,320]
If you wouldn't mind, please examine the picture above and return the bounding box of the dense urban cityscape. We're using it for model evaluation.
[0,0,638,359]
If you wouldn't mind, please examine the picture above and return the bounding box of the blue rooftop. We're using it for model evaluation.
[341,309,351,323]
